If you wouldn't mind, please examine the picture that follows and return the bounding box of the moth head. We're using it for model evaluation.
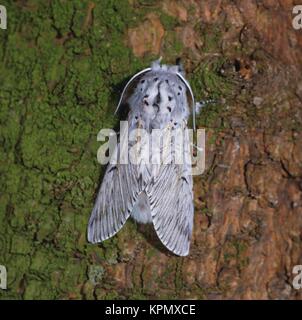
[114,60,196,130]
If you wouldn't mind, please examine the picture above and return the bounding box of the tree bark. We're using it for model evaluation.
[0,0,301,299]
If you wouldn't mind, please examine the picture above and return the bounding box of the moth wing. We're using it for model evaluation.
[87,162,140,243]
[147,128,194,256]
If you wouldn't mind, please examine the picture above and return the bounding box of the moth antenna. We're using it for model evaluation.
[176,58,185,76]
[175,72,196,131]
[114,68,151,115]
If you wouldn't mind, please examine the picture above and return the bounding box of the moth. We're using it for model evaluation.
[87,59,199,256]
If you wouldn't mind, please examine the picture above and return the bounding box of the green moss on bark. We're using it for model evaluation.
[0,0,232,300]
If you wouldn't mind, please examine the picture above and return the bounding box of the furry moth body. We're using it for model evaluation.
[88,60,196,256]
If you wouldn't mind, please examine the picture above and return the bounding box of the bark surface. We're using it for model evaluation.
[0,0,301,299]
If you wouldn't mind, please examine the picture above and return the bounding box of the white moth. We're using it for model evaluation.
[88,59,198,256]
